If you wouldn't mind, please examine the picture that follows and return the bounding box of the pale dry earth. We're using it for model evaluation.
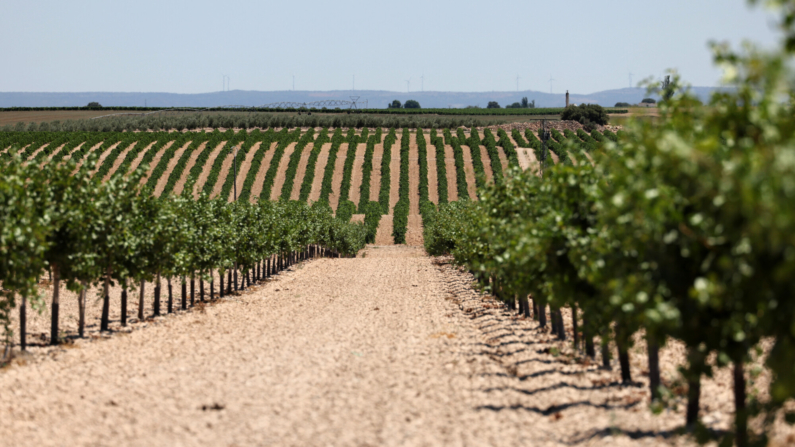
[460,145,478,199]
[496,146,509,172]
[137,141,173,186]
[227,142,262,202]
[210,142,239,199]
[369,140,384,202]
[153,141,191,196]
[103,141,138,180]
[270,143,297,201]
[328,143,350,210]
[290,143,314,201]
[443,145,459,201]
[307,143,331,203]
[3,247,787,446]
[477,145,494,183]
[388,135,401,210]
[348,143,367,207]
[249,142,278,201]
[425,131,439,205]
[171,141,207,196]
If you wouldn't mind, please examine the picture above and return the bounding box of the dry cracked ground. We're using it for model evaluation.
[2,246,793,447]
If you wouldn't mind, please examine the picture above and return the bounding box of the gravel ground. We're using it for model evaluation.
[2,247,792,446]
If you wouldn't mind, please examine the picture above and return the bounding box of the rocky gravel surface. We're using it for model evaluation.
[2,246,792,446]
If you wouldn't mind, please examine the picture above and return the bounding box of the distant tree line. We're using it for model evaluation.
[387,99,421,109]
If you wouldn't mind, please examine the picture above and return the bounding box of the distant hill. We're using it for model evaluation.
[0,87,725,109]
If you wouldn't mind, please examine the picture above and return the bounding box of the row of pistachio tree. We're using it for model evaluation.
[0,151,366,353]
[422,16,795,445]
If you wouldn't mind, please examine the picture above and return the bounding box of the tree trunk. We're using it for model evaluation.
[167,277,173,313]
[686,347,703,427]
[538,302,547,327]
[153,272,161,317]
[648,336,661,401]
[584,318,595,358]
[138,279,145,320]
[181,277,186,310]
[190,275,195,307]
[50,265,60,345]
[200,275,205,302]
[521,295,531,318]
[601,342,611,369]
[234,265,238,292]
[556,308,566,340]
[219,271,225,298]
[210,269,215,300]
[550,306,558,334]
[19,293,26,351]
[533,299,539,321]
[572,306,579,351]
[734,359,748,447]
[121,279,128,327]
[618,339,632,383]
[78,282,87,337]
[101,266,111,331]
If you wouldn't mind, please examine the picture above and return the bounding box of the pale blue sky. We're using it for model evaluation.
[0,0,781,94]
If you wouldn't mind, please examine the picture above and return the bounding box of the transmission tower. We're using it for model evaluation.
[349,96,360,109]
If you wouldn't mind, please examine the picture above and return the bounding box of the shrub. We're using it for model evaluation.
[487,101,501,109]
[560,103,608,126]
[404,100,421,109]
[641,98,656,104]
[614,102,631,107]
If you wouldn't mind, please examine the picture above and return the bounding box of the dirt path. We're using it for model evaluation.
[460,145,479,199]
[374,217,394,245]
[408,133,420,215]
[154,141,191,196]
[388,135,401,211]
[426,132,439,204]
[270,143,297,201]
[103,142,138,180]
[171,142,206,195]
[2,248,789,446]
[137,141,173,186]
[307,143,331,203]
[496,146,509,171]
[125,141,157,175]
[406,133,423,246]
[249,142,278,201]
[207,143,237,199]
[478,145,495,183]
[329,143,350,210]
[289,143,314,201]
[227,142,261,202]
[443,144,459,202]
[348,143,367,207]
[369,141,384,202]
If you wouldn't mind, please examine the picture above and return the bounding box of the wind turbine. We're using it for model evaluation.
[222,74,229,91]
[548,75,555,94]
[352,74,355,91]
[405,78,411,93]
[292,75,295,91]
[516,75,521,92]
[420,74,424,92]
[628,71,634,89]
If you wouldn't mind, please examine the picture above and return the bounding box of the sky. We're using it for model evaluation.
[0,0,782,94]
